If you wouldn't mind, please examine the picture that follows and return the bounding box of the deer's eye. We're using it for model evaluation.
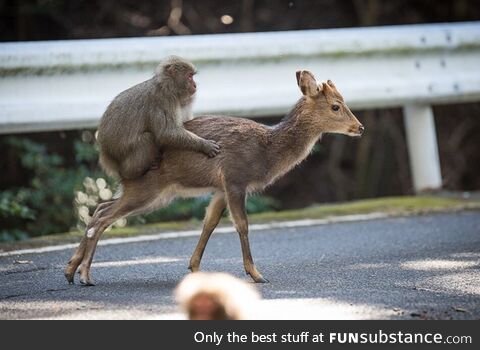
[332,104,340,111]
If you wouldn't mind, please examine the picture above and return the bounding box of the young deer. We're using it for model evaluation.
[65,70,364,285]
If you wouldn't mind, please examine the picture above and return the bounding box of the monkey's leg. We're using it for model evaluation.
[225,187,268,283]
[188,192,226,272]
[64,200,115,284]
[119,133,157,180]
[78,189,160,286]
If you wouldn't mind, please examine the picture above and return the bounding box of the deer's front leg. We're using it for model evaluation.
[226,187,268,283]
[189,192,226,272]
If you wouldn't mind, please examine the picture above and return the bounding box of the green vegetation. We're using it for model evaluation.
[249,196,479,222]
[0,137,99,241]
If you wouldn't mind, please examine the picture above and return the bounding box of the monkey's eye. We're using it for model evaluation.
[332,104,340,112]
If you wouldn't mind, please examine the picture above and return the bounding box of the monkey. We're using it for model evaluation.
[96,56,220,180]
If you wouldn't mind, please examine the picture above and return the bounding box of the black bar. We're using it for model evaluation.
[1,320,478,349]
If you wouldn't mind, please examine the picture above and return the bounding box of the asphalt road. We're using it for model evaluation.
[1,211,479,319]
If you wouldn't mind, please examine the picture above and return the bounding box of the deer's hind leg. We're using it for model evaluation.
[65,178,170,286]
[64,200,116,284]
[77,188,167,286]
[188,192,226,272]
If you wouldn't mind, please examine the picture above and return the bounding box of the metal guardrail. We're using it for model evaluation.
[1,22,480,192]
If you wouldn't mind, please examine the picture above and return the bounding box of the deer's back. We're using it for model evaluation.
[158,116,271,190]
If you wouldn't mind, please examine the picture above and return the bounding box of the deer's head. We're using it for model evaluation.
[296,70,364,137]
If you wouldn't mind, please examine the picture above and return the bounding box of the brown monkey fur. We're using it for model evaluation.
[97,56,220,180]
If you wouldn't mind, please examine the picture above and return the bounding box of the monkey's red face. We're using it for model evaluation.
[187,72,197,95]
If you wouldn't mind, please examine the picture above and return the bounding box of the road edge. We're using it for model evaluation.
[0,212,389,257]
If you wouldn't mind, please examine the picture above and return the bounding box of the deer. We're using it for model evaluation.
[64,70,364,286]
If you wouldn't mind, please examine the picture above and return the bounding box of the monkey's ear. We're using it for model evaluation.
[297,70,319,97]
[156,62,173,76]
[164,64,175,75]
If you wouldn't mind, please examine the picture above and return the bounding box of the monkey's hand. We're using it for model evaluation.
[202,140,221,158]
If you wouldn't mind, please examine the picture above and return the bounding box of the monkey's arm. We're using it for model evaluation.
[154,123,220,158]
[150,108,220,157]
[167,128,220,158]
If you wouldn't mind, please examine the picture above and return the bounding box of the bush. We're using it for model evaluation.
[1,136,102,241]
[0,190,35,241]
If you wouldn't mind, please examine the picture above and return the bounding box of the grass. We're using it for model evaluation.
[248,195,479,222]
[1,195,479,253]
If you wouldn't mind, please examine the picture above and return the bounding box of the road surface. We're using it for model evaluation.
[0,211,479,319]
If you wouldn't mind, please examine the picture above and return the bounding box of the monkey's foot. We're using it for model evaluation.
[78,268,96,286]
[148,154,163,171]
[149,162,160,170]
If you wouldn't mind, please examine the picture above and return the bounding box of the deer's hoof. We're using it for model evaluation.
[248,272,269,283]
[64,263,77,284]
[253,276,269,283]
[78,268,96,286]
[64,272,75,284]
[188,264,200,273]
[79,277,96,286]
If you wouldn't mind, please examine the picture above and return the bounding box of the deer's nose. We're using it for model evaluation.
[359,125,365,135]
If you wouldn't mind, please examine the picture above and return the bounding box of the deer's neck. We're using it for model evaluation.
[265,99,323,182]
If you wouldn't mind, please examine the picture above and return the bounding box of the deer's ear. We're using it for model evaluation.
[327,79,337,90]
[322,82,332,96]
[322,82,338,103]
[296,70,302,86]
[297,70,319,97]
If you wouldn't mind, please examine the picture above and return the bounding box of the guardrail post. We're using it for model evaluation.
[403,104,442,192]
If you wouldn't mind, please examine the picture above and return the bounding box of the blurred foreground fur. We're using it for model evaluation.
[175,272,261,320]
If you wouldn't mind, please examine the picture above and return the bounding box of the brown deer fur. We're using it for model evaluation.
[64,70,364,285]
